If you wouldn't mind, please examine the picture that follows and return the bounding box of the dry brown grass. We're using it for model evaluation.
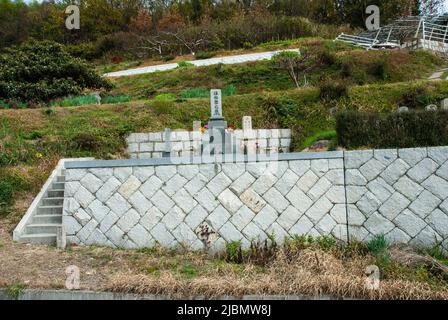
[1,202,448,300]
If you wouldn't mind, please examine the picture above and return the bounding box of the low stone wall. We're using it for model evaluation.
[126,129,292,159]
[62,146,448,251]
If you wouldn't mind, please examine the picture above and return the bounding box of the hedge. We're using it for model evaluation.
[336,110,448,149]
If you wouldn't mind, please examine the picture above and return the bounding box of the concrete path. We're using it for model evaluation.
[103,49,300,77]
[428,67,448,80]
[0,289,350,300]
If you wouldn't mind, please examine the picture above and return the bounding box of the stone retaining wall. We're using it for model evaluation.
[63,154,346,251]
[345,147,448,248]
[126,129,292,159]
[63,146,448,251]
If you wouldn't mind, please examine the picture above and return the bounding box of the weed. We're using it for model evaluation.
[154,93,176,101]
[180,264,198,278]
[225,240,243,264]
[147,266,160,275]
[367,234,389,255]
[6,283,26,299]
[315,235,337,251]
[178,61,195,68]
[195,51,216,60]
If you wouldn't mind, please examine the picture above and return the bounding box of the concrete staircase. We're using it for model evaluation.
[18,171,65,245]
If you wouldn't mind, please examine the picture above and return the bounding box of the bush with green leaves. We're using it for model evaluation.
[336,110,448,149]
[0,41,112,103]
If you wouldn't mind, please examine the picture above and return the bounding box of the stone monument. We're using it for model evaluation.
[207,89,231,155]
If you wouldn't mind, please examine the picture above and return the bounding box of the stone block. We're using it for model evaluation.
[106,193,131,216]
[207,172,232,196]
[150,190,175,214]
[89,168,113,182]
[364,212,395,235]
[285,186,313,214]
[407,158,438,183]
[422,175,448,200]
[155,165,177,181]
[118,175,141,199]
[206,205,231,230]
[117,209,140,233]
[409,190,441,218]
[374,149,398,166]
[150,223,175,247]
[263,187,289,213]
[140,176,163,200]
[378,192,410,220]
[380,159,409,185]
[114,167,132,183]
[310,159,329,177]
[99,211,119,233]
[393,176,423,201]
[426,209,448,237]
[428,146,448,165]
[394,209,426,237]
[289,215,313,236]
[140,207,164,232]
[297,170,319,192]
[289,160,310,177]
[307,177,331,201]
[96,176,121,203]
[218,189,243,214]
[86,199,110,223]
[305,197,333,224]
[274,169,299,196]
[161,206,185,230]
[163,174,187,196]
[173,188,198,213]
[194,187,219,212]
[345,169,367,186]
[359,158,385,181]
[74,186,95,208]
[344,150,373,169]
[222,163,246,181]
[398,148,427,166]
[185,205,208,230]
[277,205,301,230]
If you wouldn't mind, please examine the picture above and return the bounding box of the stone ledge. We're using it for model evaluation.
[65,151,344,169]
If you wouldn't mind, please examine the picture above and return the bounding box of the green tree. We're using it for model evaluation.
[0,41,112,103]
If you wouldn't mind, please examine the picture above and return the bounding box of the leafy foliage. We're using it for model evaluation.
[0,41,112,103]
[336,110,448,149]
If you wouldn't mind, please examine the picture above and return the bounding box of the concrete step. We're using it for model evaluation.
[38,205,63,215]
[19,233,57,245]
[47,189,64,197]
[56,176,65,183]
[32,214,62,224]
[52,182,65,190]
[41,197,64,206]
[26,223,61,235]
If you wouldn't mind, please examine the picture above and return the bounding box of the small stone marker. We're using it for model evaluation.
[441,98,448,110]
[56,226,66,249]
[398,106,409,113]
[192,121,202,132]
[210,89,223,119]
[242,116,256,140]
[163,128,172,157]
[425,104,438,111]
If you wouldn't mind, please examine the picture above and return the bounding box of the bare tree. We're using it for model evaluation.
[272,50,315,88]
[138,35,169,56]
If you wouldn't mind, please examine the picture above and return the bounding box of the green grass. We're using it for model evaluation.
[178,61,195,68]
[180,85,237,99]
[6,283,26,299]
[102,95,132,104]
[302,130,337,149]
[51,95,132,107]
[154,93,177,101]
[51,95,98,107]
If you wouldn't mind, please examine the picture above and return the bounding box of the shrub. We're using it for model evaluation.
[243,42,254,49]
[319,81,348,101]
[51,95,97,107]
[72,133,101,151]
[0,41,112,103]
[336,110,448,149]
[161,55,175,62]
[400,86,433,109]
[195,51,216,60]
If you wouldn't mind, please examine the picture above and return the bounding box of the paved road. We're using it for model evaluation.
[103,49,300,77]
